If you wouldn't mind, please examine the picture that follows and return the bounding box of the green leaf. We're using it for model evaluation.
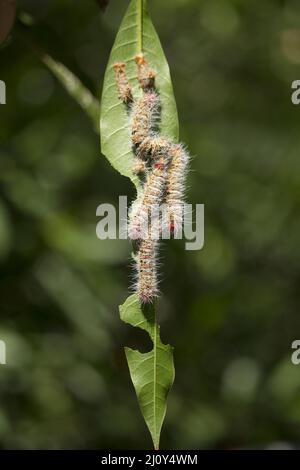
[100,0,179,188]
[119,294,175,450]
[101,0,177,449]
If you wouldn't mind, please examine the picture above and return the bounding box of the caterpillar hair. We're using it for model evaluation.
[130,56,160,181]
[135,53,157,90]
[128,156,168,240]
[132,158,147,176]
[165,144,190,234]
[137,135,171,161]
[130,91,160,147]
[113,62,132,104]
[135,235,160,304]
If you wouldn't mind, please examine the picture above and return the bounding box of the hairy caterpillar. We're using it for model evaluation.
[128,155,168,240]
[165,144,189,234]
[114,54,190,303]
[131,91,160,147]
[114,57,160,175]
[135,236,159,304]
[113,62,132,104]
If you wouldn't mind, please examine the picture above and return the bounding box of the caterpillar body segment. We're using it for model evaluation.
[130,91,160,147]
[137,135,171,161]
[165,144,190,234]
[132,158,147,176]
[128,156,168,241]
[135,236,160,304]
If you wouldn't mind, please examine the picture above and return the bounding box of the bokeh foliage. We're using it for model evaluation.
[1,0,300,449]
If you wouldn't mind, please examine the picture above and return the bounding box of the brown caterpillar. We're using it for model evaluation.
[128,155,168,240]
[165,144,189,234]
[135,53,157,90]
[114,56,159,174]
[135,236,159,304]
[113,62,132,104]
[114,54,189,303]
[131,91,160,148]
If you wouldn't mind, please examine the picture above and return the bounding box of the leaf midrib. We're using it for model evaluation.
[138,0,158,448]
[153,322,158,449]
[137,0,143,53]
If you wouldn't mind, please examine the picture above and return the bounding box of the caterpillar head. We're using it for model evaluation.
[113,62,126,73]
[135,53,157,90]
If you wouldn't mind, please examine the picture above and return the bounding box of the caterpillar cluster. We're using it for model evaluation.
[114,55,189,304]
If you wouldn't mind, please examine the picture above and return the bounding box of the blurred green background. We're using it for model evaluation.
[1,0,300,450]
